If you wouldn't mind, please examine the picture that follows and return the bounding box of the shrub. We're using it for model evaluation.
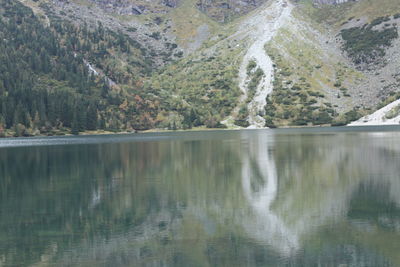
[13,123,28,137]
[344,109,362,123]
[385,104,400,119]
[264,115,276,128]
[312,111,333,125]
[292,118,308,126]
[150,32,161,40]
[334,81,342,87]
[247,68,264,99]
[235,119,249,127]
[341,19,398,65]
[246,60,257,75]
[331,118,347,126]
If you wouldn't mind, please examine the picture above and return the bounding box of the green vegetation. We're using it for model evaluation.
[340,87,351,97]
[247,67,264,101]
[234,104,250,127]
[341,18,398,65]
[264,41,336,127]
[0,0,240,136]
[246,60,257,75]
[168,0,219,47]
[377,91,400,109]
[2,0,398,135]
[266,18,363,118]
[0,0,163,136]
[298,0,400,28]
[330,108,363,126]
[385,104,400,119]
[264,67,335,127]
[147,46,241,130]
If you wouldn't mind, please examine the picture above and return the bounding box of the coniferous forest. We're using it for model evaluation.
[0,0,240,137]
[0,0,161,136]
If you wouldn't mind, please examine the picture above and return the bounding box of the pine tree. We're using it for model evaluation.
[182,112,192,129]
[25,112,32,129]
[78,106,87,132]
[33,111,40,130]
[98,115,106,130]
[0,115,5,137]
[71,111,79,135]
[86,104,97,131]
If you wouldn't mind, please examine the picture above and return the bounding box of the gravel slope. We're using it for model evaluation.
[238,0,293,128]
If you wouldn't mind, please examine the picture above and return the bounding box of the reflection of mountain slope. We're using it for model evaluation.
[241,132,299,254]
[51,130,400,265]
[239,130,400,264]
[3,130,400,265]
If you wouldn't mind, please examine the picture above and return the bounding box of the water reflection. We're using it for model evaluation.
[241,132,299,254]
[239,130,400,265]
[0,129,399,266]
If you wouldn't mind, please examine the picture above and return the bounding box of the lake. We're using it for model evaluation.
[1,126,400,266]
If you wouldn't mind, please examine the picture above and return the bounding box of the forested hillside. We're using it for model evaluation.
[0,0,241,136]
[0,0,160,136]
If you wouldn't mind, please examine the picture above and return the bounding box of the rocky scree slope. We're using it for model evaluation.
[222,0,293,128]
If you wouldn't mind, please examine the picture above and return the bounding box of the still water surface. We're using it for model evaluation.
[1,127,400,266]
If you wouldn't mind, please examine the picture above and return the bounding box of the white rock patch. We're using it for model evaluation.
[349,99,400,126]
[237,0,293,128]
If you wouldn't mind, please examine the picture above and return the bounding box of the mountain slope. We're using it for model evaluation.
[0,0,163,136]
[151,0,400,128]
[1,0,400,136]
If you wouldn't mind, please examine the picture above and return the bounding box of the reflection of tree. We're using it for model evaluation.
[0,134,247,266]
[0,141,174,266]
[1,130,400,266]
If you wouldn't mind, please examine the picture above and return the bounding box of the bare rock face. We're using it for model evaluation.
[82,0,268,22]
[196,0,267,22]
[163,0,179,8]
[312,0,359,5]
[88,0,179,15]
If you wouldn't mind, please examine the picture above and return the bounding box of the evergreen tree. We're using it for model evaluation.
[0,0,157,136]
[86,104,97,131]
[0,115,5,137]
[71,111,79,135]
[182,112,192,129]
[33,111,40,130]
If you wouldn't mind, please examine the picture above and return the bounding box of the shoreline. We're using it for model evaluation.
[1,124,400,140]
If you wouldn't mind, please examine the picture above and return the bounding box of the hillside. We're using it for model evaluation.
[0,0,165,137]
[0,0,399,136]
